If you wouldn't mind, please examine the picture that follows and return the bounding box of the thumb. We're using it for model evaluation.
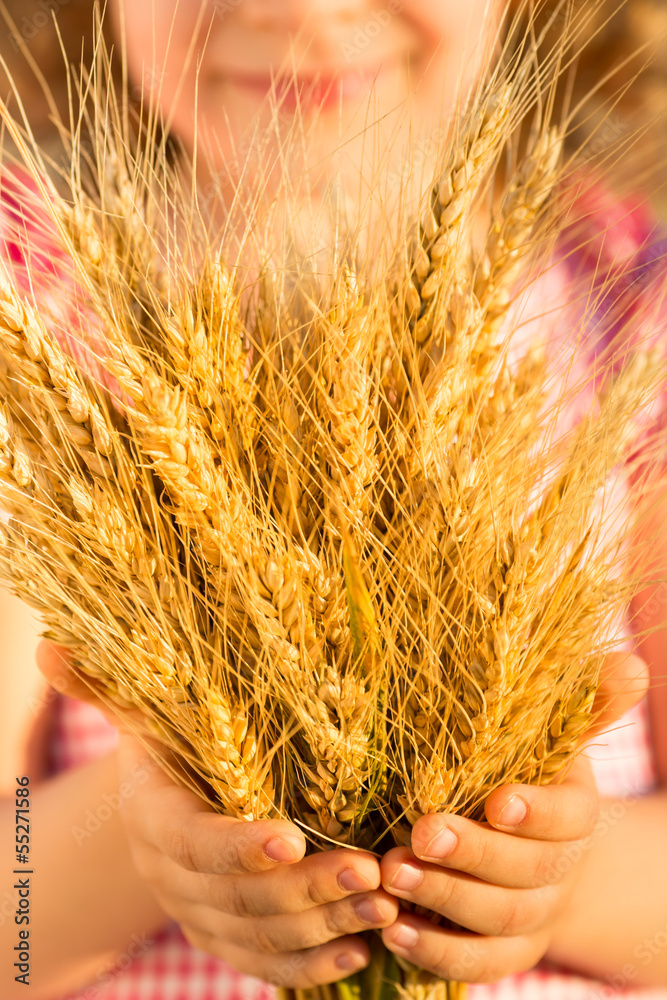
[588,651,649,738]
[36,640,97,704]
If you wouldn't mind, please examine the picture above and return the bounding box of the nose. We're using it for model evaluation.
[236,0,368,31]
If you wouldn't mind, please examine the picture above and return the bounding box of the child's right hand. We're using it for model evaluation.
[115,731,399,988]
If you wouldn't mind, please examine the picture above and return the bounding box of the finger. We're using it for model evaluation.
[383,916,548,984]
[36,641,99,704]
[183,889,398,954]
[117,731,306,875]
[588,652,649,737]
[484,753,599,841]
[36,641,140,729]
[385,817,563,889]
[200,848,383,916]
[381,847,554,937]
[187,932,371,989]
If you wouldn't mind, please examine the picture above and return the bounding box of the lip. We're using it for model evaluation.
[223,64,395,113]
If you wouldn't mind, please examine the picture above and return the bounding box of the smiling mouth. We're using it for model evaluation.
[223,64,394,112]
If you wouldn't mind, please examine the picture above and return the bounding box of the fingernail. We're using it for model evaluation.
[423,825,457,861]
[338,867,368,892]
[355,898,383,925]
[336,951,367,972]
[497,795,527,828]
[390,924,420,950]
[264,836,303,863]
[389,862,423,892]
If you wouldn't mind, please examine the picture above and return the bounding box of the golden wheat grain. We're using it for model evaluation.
[317,274,379,537]
[408,84,512,348]
[477,124,564,332]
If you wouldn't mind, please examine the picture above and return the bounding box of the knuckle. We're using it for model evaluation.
[260,959,297,989]
[166,828,198,872]
[538,792,558,832]
[424,939,458,981]
[249,922,281,955]
[470,830,493,876]
[267,952,315,989]
[432,872,458,913]
[530,845,559,888]
[225,836,248,874]
[321,903,349,940]
[222,831,262,875]
[299,961,327,991]
[221,878,255,919]
[494,896,524,937]
[497,891,552,937]
[303,873,329,908]
[235,837,267,874]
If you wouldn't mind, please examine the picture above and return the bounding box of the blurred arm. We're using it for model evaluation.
[0,751,167,999]
[0,588,43,793]
[547,484,667,985]
[0,587,167,998]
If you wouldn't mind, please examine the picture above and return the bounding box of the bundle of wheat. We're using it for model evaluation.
[0,3,663,999]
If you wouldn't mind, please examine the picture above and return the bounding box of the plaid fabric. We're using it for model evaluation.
[49,693,666,1000]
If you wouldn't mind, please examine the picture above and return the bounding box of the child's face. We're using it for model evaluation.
[111,0,494,181]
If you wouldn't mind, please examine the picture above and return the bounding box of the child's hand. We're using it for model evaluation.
[379,651,648,983]
[115,732,398,988]
[380,757,596,980]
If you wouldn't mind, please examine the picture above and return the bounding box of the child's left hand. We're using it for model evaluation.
[380,757,595,981]
[380,651,648,983]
